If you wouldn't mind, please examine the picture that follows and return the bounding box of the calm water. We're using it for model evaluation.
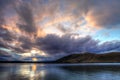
[0,63,120,80]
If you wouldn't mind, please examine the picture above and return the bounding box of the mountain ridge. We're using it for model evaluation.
[56,52,120,63]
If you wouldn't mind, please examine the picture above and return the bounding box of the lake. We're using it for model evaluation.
[0,63,120,80]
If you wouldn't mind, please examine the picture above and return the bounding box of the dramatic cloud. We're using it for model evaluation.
[0,0,120,61]
[15,2,37,34]
[36,34,120,54]
[0,0,15,34]
[0,0,13,25]
[0,27,13,41]
[0,50,13,61]
[83,0,120,27]
[25,0,120,36]
[98,41,120,52]
[0,41,7,48]
[18,36,34,50]
[52,0,120,28]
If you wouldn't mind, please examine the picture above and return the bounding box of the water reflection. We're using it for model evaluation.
[0,63,120,80]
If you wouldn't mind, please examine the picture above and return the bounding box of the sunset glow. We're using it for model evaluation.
[32,58,37,62]
[0,0,120,61]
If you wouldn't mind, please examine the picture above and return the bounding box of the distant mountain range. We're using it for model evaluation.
[56,52,120,63]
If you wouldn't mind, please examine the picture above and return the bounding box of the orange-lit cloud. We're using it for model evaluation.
[1,0,120,60]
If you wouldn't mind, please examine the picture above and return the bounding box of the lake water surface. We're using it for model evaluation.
[0,63,120,80]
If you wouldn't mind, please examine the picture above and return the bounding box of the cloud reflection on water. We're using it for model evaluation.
[1,63,120,80]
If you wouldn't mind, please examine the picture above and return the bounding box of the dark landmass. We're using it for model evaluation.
[56,52,120,63]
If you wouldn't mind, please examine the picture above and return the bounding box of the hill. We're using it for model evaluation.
[56,52,120,63]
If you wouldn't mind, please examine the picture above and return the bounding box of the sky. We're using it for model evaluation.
[0,0,120,61]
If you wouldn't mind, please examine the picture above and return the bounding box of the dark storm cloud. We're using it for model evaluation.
[0,27,14,41]
[97,41,120,52]
[0,27,16,50]
[16,2,36,34]
[12,47,25,53]
[18,36,33,50]
[36,34,120,54]
[36,34,98,54]
[0,27,22,53]
[1,35,34,53]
